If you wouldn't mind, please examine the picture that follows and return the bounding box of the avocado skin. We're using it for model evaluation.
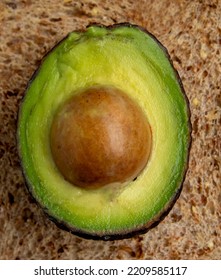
[17,22,192,241]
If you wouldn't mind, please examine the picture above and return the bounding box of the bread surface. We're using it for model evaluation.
[0,0,220,259]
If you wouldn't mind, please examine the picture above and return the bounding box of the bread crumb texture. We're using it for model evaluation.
[0,0,220,259]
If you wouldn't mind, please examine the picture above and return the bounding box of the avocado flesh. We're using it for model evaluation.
[18,24,190,239]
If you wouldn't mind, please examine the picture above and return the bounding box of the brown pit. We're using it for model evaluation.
[50,86,152,189]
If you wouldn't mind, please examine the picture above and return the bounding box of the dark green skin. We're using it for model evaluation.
[17,23,192,241]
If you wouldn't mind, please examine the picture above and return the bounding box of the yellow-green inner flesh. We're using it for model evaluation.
[18,25,190,235]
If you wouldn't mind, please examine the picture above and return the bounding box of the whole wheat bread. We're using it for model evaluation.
[0,0,220,259]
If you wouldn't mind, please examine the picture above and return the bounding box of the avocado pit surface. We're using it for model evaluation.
[50,86,152,189]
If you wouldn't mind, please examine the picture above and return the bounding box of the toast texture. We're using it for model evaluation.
[0,0,220,259]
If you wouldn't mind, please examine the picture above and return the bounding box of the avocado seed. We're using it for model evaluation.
[50,86,152,189]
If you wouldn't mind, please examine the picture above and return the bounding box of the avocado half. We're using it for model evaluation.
[17,23,191,240]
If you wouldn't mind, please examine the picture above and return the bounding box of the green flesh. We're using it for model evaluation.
[18,25,190,236]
